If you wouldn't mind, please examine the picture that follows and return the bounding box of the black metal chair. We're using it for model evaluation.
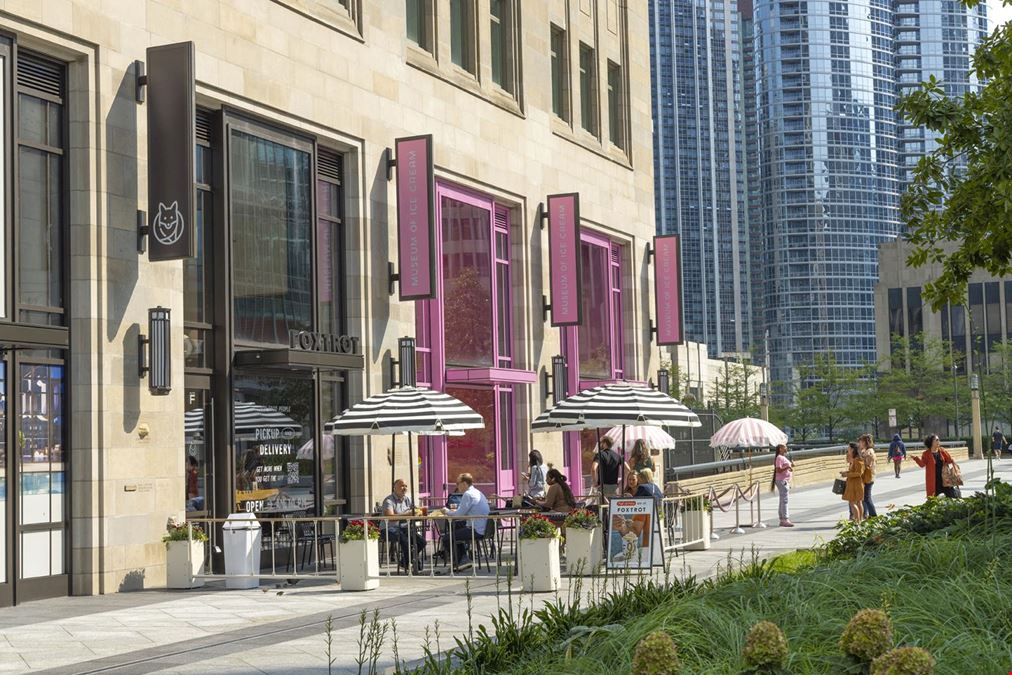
[296,521,335,571]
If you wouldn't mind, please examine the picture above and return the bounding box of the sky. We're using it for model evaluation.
[994,0,1012,29]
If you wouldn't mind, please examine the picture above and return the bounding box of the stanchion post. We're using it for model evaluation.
[753,481,767,528]
[731,484,745,534]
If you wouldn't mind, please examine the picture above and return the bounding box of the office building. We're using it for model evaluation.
[0,0,657,604]
[649,0,752,358]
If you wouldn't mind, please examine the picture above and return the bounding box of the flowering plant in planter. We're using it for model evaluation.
[519,514,560,540]
[563,508,602,530]
[341,520,380,543]
[162,523,208,544]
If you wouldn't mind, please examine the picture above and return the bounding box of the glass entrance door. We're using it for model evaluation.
[14,353,68,603]
[1,359,9,605]
[185,389,213,517]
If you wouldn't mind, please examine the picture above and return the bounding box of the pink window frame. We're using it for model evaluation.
[561,230,627,487]
[415,181,517,499]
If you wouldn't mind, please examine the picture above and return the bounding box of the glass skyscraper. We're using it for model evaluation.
[750,0,987,386]
[649,0,751,357]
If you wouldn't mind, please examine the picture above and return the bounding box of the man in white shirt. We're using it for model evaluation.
[441,473,490,570]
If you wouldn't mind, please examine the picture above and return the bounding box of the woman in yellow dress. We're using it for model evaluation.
[840,442,866,523]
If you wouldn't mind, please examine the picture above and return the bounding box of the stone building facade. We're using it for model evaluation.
[0,0,657,604]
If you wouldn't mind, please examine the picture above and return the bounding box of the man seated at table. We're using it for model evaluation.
[441,473,489,571]
[383,479,425,573]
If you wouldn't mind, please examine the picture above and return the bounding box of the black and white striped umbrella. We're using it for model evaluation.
[532,382,701,431]
[327,386,485,436]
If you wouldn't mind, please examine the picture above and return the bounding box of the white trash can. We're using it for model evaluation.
[223,513,262,590]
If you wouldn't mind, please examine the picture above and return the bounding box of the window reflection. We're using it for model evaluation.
[442,197,493,366]
[231,131,313,345]
[579,242,612,378]
[184,389,211,515]
[445,386,496,493]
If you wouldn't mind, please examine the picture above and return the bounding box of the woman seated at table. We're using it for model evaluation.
[538,468,577,513]
[634,468,664,512]
[624,471,640,496]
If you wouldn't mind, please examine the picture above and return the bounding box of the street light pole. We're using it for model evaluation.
[971,373,983,460]
[759,382,769,422]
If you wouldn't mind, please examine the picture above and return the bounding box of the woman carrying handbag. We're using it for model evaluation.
[911,435,959,498]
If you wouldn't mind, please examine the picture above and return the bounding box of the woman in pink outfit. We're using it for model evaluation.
[773,444,794,526]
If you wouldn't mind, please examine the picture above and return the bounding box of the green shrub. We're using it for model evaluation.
[519,514,560,540]
[742,621,789,670]
[870,646,934,675]
[631,630,679,675]
[162,523,208,543]
[840,608,893,661]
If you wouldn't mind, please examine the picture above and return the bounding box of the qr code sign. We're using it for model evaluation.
[286,462,300,485]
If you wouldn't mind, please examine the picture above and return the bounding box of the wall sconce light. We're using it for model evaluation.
[543,355,568,403]
[657,368,670,395]
[398,336,417,388]
[139,307,171,395]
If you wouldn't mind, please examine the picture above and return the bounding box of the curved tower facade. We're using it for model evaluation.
[755,0,901,384]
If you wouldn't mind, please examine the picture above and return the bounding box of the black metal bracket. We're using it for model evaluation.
[542,294,552,322]
[385,147,396,181]
[538,202,549,230]
[135,60,147,103]
[137,210,148,254]
[389,353,400,389]
[649,320,657,336]
[646,243,654,261]
[542,368,552,403]
[138,332,150,377]
[388,261,399,296]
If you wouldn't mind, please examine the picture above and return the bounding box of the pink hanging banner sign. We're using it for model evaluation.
[547,193,582,326]
[654,234,684,345]
[395,135,436,300]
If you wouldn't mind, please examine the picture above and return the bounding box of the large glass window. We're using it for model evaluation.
[445,386,496,493]
[490,0,514,92]
[969,283,985,370]
[406,0,431,51]
[18,357,65,579]
[230,129,313,345]
[184,389,211,516]
[985,281,1001,351]
[906,286,922,345]
[579,43,598,135]
[442,196,493,367]
[607,61,624,149]
[550,25,569,121]
[578,242,612,378]
[450,0,475,73]
[318,149,344,335]
[887,288,904,339]
[233,375,315,514]
[184,139,213,369]
[0,361,6,583]
[17,82,65,326]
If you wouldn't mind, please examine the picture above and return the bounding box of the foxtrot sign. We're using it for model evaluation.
[547,193,582,326]
[395,135,436,300]
[654,234,684,345]
[605,497,662,569]
[146,41,196,261]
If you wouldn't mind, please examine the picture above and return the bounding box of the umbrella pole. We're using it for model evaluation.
[595,428,603,503]
[391,434,397,495]
[622,424,627,492]
[408,432,417,511]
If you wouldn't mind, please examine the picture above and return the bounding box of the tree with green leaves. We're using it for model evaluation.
[896,1,1012,310]
[877,334,959,434]
[794,353,864,442]
[710,360,761,421]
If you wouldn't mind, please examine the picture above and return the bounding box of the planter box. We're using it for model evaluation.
[166,539,205,589]
[339,538,379,591]
[565,527,602,575]
[683,509,711,551]
[519,537,561,593]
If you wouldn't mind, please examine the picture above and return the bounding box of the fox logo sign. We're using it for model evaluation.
[152,201,185,246]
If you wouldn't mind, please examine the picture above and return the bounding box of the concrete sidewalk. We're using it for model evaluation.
[2,458,1006,674]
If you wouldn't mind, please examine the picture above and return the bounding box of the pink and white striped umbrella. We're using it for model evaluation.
[709,417,787,449]
[597,425,677,452]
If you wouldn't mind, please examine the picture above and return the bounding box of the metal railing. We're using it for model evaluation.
[667,440,964,481]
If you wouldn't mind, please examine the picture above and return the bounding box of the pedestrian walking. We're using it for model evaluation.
[912,435,958,498]
[991,426,1006,460]
[888,434,906,478]
[772,443,794,527]
[858,433,877,517]
[841,442,866,523]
